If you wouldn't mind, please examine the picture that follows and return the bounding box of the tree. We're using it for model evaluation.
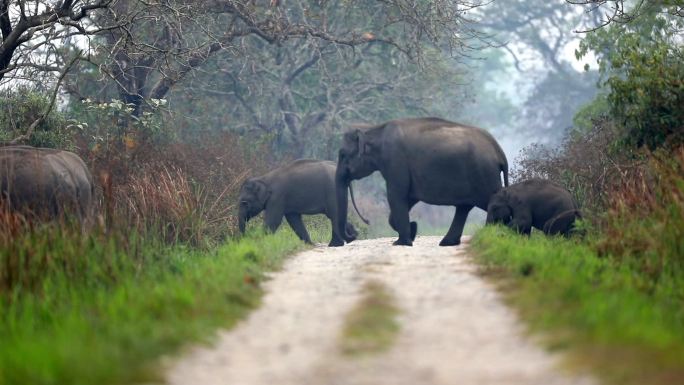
[574,6,684,149]
[0,0,114,83]
[0,1,118,142]
[472,0,600,142]
[66,0,487,116]
[567,0,683,30]
[169,29,466,158]
[2,1,488,146]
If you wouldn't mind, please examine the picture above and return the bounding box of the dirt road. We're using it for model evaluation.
[166,236,595,385]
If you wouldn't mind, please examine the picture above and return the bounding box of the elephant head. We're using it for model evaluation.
[486,190,513,225]
[237,177,270,233]
[334,128,379,245]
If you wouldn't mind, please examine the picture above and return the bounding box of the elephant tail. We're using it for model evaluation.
[501,161,509,187]
[348,182,370,225]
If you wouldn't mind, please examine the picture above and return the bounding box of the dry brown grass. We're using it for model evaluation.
[513,118,641,219]
[78,131,272,245]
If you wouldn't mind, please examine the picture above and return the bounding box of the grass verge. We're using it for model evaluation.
[471,226,684,385]
[0,226,308,385]
[340,280,400,356]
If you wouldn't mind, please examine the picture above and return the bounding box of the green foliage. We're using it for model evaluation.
[68,98,173,151]
[577,11,684,149]
[0,225,306,385]
[0,87,72,149]
[572,93,611,133]
[472,226,684,385]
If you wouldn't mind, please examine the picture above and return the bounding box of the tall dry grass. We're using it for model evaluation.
[513,118,641,219]
[81,131,271,245]
[115,164,246,246]
[598,147,684,281]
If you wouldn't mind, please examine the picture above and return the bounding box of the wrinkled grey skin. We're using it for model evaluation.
[486,178,581,236]
[0,145,95,224]
[238,159,366,246]
[335,117,509,247]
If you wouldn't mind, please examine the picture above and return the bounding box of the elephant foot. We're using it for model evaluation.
[343,223,358,243]
[343,232,357,243]
[410,221,418,241]
[393,238,413,246]
[439,237,461,246]
[328,238,345,247]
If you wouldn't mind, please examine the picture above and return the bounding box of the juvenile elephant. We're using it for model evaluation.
[238,159,368,246]
[335,117,509,247]
[0,145,95,224]
[486,178,581,236]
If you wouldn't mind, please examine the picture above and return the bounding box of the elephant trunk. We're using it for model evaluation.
[238,206,248,233]
[348,181,369,225]
[334,167,350,245]
[485,209,494,224]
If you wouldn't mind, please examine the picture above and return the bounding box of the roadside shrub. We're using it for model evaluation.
[513,118,640,219]
[0,87,72,148]
[598,147,684,283]
[66,99,273,245]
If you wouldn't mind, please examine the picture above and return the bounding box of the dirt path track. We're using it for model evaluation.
[166,236,594,385]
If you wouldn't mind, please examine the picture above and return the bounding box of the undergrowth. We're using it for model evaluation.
[473,226,684,385]
[0,225,309,385]
[472,147,684,384]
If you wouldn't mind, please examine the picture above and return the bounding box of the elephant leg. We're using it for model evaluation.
[344,222,358,242]
[408,199,418,241]
[324,194,346,247]
[440,205,472,246]
[286,214,312,244]
[263,208,283,233]
[388,197,412,246]
[510,216,532,235]
[410,221,418,241]
[324,212,346,247]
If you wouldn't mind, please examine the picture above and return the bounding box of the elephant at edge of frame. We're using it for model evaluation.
[238,159,368,246]
[0,145,95,226]
[486,178,581,236]
[334,117,509,247]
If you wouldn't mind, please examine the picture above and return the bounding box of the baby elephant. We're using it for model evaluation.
[238,159,368,246]
[486,178,581,236]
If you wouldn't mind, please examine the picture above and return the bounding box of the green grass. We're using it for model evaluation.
[471,226,684,385]
[339,280,400,356]
[0,226,308,385]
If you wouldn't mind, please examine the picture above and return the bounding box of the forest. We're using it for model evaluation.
[0,1,682,384]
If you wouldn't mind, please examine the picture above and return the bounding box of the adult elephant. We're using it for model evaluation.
[334,117,508,247]
[238,159,368,246]
[0,145,95,224]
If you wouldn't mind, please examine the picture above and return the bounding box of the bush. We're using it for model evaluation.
[0,87,72,149]
[512,118,639,219]
[66,100,273,246]
[598,146,684,283]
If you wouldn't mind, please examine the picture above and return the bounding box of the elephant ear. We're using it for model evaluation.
[343,128,373,156]
[506,192,524,214]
